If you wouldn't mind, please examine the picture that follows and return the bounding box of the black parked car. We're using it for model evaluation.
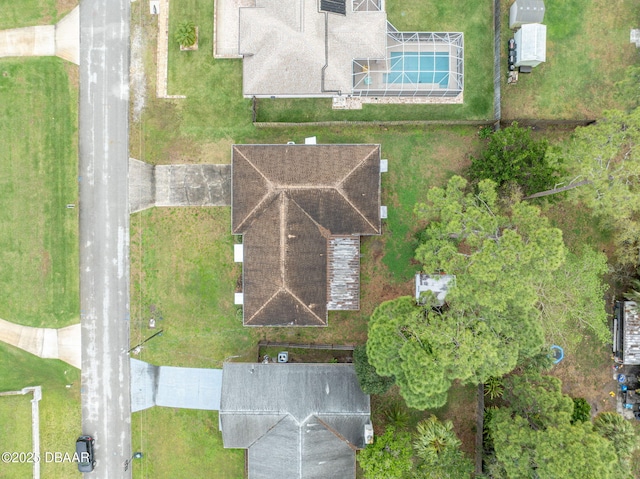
[75,436,96,473]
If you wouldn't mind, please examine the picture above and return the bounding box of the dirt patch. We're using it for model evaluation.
[64,62,79,89]
[198,138,234,164]
[550,339,618,417]
[40,250,51,277]
[443,407,477,459]
[257,346,353,364]
[56,0,77,18]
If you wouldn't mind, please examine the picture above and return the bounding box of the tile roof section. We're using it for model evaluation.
[232,144,381,326]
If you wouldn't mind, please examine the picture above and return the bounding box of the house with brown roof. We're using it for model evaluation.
[232,144,383,326]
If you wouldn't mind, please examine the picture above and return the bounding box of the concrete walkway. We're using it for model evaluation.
[156,0,185,98]
[129,158,231,213]
[0,6,79,64]
[0,318,80,369]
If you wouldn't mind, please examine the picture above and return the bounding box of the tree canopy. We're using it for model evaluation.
[413,415,473,479]
[469,122,560,196]
[536,246,610,346]
[357,426,414,479]
[541,108,640,264]
[174,21,197,48]
[353,345,394,395]
[414,176,565,314]
[593,412,638,460]
[487,373,623,479]
[367,176,566,409]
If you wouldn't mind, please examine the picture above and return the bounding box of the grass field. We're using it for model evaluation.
[256,0,494,122]
[130,208,253,368]
[501,0,640,119]
[239,125,483,284]
[0,343,82,479]
[0,395,33,479]
[0,0,78,29]
[129,0,253,163]
[129,208,250,478]
[132,408,243,479]
[0,58,79,328]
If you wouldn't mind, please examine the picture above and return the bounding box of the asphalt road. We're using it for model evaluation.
[78,0,132,477]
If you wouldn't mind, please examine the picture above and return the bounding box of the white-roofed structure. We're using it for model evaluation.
[509,0,545,29]
[214,0,463,100]
[514,23,546,68]
[415,273,455,306]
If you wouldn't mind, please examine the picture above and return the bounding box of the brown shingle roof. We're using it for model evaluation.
[232,144,381,326]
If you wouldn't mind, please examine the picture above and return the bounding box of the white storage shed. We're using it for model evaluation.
[509,0,545,29]
[515,23,546,68]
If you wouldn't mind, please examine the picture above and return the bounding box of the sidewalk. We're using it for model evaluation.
[0,6,79,64]
[0,318,80,369]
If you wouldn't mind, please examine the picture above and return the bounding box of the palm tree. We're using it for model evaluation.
[174,21,196,48]
[413,415,461,462]
[593,412,638,459]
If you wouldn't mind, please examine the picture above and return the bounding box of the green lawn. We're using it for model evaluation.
[239,125,484,283]
[131,408,243,479]
[0,395,33,479]
[0,0,77,29]
[130,208,254,368]
[0,58,78,328]
[129,208,250,478]
[128,0,253,163]
[256,0,494,122]
[0,343,82,479]
[501,0,640,119]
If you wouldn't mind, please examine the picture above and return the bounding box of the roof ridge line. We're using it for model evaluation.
[232,147,273,232]
[335,185,378,233]
[337,145,378,188]
[335,146,380,232]
[233,190,274,233]
[246,287,283,325]
[244,414,292,450]
[281,196,328,325]
[314,416,359,451]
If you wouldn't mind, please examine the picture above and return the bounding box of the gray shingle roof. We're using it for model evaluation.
[238,0,386,96]
[220,363,371,479]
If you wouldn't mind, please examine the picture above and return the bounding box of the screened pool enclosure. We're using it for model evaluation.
[353,25,464,98]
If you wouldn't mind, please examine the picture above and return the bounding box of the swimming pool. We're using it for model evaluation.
[386,52,449,87]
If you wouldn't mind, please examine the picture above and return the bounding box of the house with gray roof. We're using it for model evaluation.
[231,144,382,326]
[214,0,463,100]
[219,363,371,479]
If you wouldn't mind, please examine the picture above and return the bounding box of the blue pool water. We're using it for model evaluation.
[386,52,449,87]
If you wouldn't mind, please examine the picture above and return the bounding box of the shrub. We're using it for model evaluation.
[174,21,196,48]
[484,376,504,400]
[354,345,394,395]
[571,397,591,424]
[384,402,409,428]
[469,122,561,197]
